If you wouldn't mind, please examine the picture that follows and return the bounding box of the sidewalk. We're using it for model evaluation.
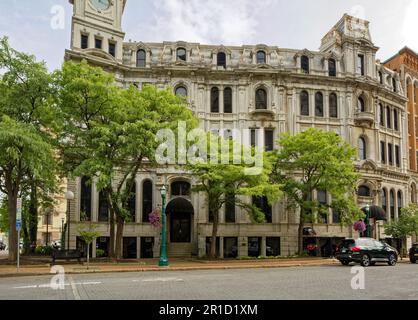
[0,257,339,278]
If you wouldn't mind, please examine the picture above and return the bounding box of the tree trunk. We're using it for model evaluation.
[86,243,90,270]
[7,186,18,262]
[108,208,115,259]
[210,209,219,259]
[115,216,124,260]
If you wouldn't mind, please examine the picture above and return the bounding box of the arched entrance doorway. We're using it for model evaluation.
[166,197,194,242]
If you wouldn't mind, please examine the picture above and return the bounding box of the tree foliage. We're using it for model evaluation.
[271,128,362,254]
[385,205,418,239]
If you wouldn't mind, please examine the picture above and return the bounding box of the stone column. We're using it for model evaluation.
[261,237,267,257]
[137,237,141,259]
[238,237,248,258]
[219,237,224,259]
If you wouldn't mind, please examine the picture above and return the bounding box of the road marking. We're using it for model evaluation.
[69,276,81,300]
[136,278,184,283]
[13,281,102,290]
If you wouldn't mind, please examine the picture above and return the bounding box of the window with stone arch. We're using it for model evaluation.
[301,55,309,74]
[329,93,338,118]
[390,190,395,220]
[397,191,403,217]
[255,88,267,110]
[136,49,146,68]
[315,92,324,117]
[381,189,388,214]
[300,90,309,116]
[393,109,399,131]
[328,58,336,77]
[358,137,367,160]
[256,50,266,64]
[379,103,385,126]
[357,185,371,197]
[217,52,226,68]
[211,87,220,113]
[411,183,417,204]
[176,47,187,61]
[357,96,366,113]
[142,180,153,223]
[224,87,233,113]
[386,106,392,128]
[175,85,188,98]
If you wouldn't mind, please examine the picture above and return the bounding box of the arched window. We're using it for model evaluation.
[386,106,392,128]
[300,91,309,116]
[252,196,272,223]
[175,86,187,97]
[379,104,385,126]
[142,180,153,223]
[171,181,191,197]
[381,189,388,214]
[176,48,187,61]
[315,92,324,117]
[98,190,109,222]
[328,59,336,77]
[211,87,220,113]
[127,181,136,222]
[393,109,399,131]
[358,137,366,160]
[329,93,338,118]
[390,190,395,220]
[80,176,92,221]
[217,52,226,68]
[255,88,267,110]
[358,186,371,197]
[256,51,266,64]
[136,49,146,68]
[397,191,403,217]
[358,97,365,112]
[224,87,232,113]
[301,55,309,74]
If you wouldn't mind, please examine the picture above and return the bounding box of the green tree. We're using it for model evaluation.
[385,205,418,257]
[78,224,101,270]
[187,135,281,258]
[57,60,197,259]
[271,128,362,255]
[0,38,60,261]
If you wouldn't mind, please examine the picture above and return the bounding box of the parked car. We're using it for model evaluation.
[336,238,398,267]
[409,243,418,264]
[0,242,6,251]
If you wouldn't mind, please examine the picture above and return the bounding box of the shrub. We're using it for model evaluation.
[34,245,54,255]
[96,249,105,258]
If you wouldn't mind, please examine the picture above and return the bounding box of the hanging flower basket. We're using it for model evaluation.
[148,208,162,229]
[353,220,366,233]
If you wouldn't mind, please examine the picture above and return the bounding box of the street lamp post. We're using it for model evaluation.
[365,204,371,238]
[65,191,75,251]
[159,186,169,267]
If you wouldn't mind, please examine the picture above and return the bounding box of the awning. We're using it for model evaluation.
[361,205,387,221]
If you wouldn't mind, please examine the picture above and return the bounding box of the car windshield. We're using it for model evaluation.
[340,240,356,249]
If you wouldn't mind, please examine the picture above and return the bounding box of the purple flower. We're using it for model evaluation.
[148,208,161,228]
[353,220,366,233]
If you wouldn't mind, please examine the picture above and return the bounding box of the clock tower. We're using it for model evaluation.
[69,0,127,63]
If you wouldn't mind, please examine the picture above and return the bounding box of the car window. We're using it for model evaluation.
[357,239,374,247]
[341,240,355,249]
[373,241,384,249]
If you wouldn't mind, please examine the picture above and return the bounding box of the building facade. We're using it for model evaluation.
[65,0,411,258]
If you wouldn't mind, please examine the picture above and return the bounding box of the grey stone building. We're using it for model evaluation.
[65,0,410,258]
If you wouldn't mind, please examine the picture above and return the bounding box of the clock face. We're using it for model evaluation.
[90,0,111,11]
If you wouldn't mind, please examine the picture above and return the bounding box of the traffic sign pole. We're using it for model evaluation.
[16,198,22,273]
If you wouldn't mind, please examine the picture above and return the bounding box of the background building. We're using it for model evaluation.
[64,0,410,258]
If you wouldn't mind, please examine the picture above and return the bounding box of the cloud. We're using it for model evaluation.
[148,0,272,45]
[402,0,418,51]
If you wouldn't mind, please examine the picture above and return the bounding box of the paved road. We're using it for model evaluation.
[0,264,417,300]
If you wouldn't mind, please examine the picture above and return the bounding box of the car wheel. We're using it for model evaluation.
[360,254,371,267]
[388,254,397,266]
[340,260,350,266]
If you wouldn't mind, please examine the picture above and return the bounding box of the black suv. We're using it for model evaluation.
[336,238,398,267]
[410,243,418,264]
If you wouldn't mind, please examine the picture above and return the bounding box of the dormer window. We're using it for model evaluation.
[256,51,266,64]
[357,54,365,76]
[177,48,187,61]
[137,49,146,67]
[301,55,309,74]
[217,52,226,68]
[328,59,336,77]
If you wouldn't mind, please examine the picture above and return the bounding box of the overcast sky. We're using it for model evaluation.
[0,0,417,71]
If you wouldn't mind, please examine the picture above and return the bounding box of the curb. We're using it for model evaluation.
[0,261,339,279]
